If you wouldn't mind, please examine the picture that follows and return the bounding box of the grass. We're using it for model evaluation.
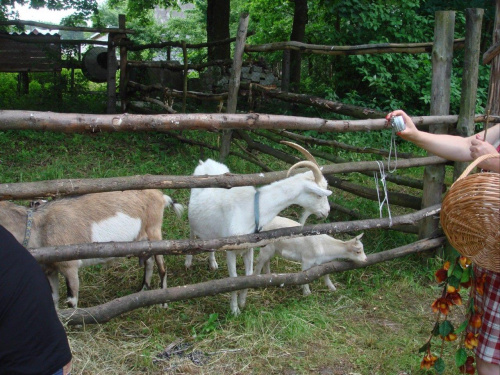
[0,122,465,374]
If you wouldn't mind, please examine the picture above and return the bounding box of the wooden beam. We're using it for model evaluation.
[0,111,467,133]
[245,39,465,56]
[0,156,446,200]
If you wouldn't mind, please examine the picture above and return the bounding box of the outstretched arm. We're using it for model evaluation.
[386,110,500,172]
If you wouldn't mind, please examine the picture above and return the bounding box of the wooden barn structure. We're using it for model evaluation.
[0,29,61,94]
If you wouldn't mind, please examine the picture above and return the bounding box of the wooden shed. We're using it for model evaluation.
[0,29,61,73]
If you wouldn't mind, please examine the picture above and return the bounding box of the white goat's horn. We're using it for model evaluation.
[287,161,323,184]
[281,141,318,166]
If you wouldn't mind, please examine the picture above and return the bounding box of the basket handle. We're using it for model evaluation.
[457,153,500,181]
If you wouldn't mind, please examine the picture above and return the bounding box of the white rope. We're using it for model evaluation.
[387,128,398,173]
[374,160,393,227]
[372,127,401,226]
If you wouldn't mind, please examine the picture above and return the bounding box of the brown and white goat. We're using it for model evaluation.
[0,189,184,308]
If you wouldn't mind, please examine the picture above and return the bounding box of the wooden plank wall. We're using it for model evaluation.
[0,33,61,72]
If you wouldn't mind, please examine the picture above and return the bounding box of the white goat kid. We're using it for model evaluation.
[254,216,366,295]
[187,143,332,315]
[0,189,184,308]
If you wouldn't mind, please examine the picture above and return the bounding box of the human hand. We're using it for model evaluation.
[385,109,418,140]
[470,134,497,159]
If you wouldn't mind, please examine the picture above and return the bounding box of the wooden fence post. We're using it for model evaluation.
[453,8,484,180]
[486,1,500,116]
[182,40,188,113]
[119,14,128,113]
[281,50,290,92]
[107,28,118,114]
[219,12,249,162]
[419,11,455,239]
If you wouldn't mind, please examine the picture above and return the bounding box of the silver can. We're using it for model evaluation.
[390,115,406,132]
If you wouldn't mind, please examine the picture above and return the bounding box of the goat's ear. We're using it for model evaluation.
[306,183,332,197]
[355,233,364,240]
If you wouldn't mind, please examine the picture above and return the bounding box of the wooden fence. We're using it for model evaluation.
[0,8,498,324]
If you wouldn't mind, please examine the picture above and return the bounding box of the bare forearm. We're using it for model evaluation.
[406,132,473,161]
[386,112,499,170]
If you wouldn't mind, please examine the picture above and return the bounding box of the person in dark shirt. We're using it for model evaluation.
[0,224,72,375]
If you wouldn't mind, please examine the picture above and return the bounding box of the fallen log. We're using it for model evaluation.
[240,82,385,119]
[128,80,228,101]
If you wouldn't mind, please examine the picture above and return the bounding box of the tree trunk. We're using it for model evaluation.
[220,13,250,162]
[289,0,308,92]
[453,9,483,180]
[207,0,230,61]
[420,11,455,239]
[488,1,500,116]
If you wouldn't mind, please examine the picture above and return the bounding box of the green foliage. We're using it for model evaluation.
[191,313,220,340]
[434,357,446,374]
[438,320,454,337]
[0,0,98,23]
[455,348,467,367]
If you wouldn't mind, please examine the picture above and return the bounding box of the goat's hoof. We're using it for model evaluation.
[231,308,241,316]
[238,295,247,309]
[66,297,78,309]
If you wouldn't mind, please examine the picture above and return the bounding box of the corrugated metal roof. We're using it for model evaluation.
[5,28,60,37]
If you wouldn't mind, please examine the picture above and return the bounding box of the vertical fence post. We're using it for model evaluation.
[419,11,455,239]
[453,8,484,180]
[182,40,188,113]
[281,50,290,92]
[119,14,128,113]
[219,12,250,162]
[486,1,500,116]
[107,26,118,114]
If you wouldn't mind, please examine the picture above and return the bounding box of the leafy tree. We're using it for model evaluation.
[207,0,230,61]
[0,0,98,23]
[289,0,308,92]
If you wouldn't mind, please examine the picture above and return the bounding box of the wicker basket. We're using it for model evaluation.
[440,153,500,272]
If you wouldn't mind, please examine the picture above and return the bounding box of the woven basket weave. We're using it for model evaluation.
[440,153,500,272]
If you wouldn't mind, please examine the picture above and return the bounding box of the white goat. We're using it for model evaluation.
[254,216,366,295]
[186,142,332,315]
[0,189,184,308]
